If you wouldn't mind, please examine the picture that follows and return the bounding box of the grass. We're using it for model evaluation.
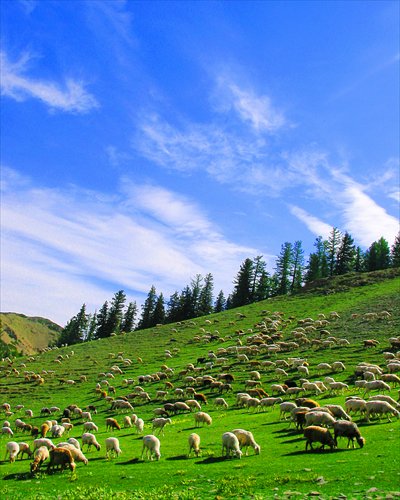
[1,270,400,499]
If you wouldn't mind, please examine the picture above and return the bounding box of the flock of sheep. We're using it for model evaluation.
[1,308,400,479]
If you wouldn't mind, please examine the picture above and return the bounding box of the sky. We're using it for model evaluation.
[1,0,399,326]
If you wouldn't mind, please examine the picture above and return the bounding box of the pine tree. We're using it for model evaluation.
[190,275,203,317]
[121,302,137,332]
[327,227,342,276]
[251,256,266,299]
[290,241,304,293]
[95,301,109,339]
[214,290,226,312]
[198,273,214,316]
[275,242,292,295]
[365,237,391,271]
[179,286,194,320]
[229,258,254,308]
[138,286,157,329]
[305,237,329,283]
[255,270,272,301]
[166,291,181,323]
[152,293,165,325]
[85,312,97,342]
[335,232,356,275]
[391,233,400,267]
[354,246,365,272]
[106,290,126,335]
[59,304,88,346]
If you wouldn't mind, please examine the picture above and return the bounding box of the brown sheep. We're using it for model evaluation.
[295,398,320,409]
[47,447,76,473]
[304,426,336,451]
[194,393,208,405]
[105,418,121,431]
[40,423,50,438]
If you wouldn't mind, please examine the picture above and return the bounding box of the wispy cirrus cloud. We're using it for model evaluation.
[289,206,332,240]
[0,51,99,113]
[0,167,256,324]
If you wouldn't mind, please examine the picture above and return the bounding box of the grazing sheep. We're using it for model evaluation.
[188,433,201,457]
[295,398,320,409]
[173,402,191,413]
[324,405,351,421]
[222,432,242,459]
[67,438,81,450]
[82,432,101,451]
[333,420,365,448]
[4,441,19,462]
[271,384,287,395]
[57,443,88,464]
[17,442,33,459]
[30,446,49,473]
[329,382,349,394]
[305,411,336,428]
[304,426,336,451]
[141,434,161,461]
[194,393,208,405]
[152,417,172,435]
[344,398,367,416]
[365,400,400,422]
[260,397,282,410]
[302,382,322,396]
[2,426,13,437]
[135,418,144,434]
[245,397,261,411]
[40,423,50,438]
[105,418,121,431]
[33,438,56,450]
[185,400,202,412]
[363,380,391,396]
[194,412,212,427]
[368,394,400,409]
[105,437,122,459]
[232,429,260,455]
[279,402,297,420]
[331,361,346,372]
[214,398,229,409]
[51,424,65,438]
[83,421,99,433]
[47,447,76,473]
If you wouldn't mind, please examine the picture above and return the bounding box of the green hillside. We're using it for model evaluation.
[0,313,61,356]
[1,270,399,499]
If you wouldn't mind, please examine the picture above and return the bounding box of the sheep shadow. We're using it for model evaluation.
[282,448,346,457]
[195,456,229,464]
[166,455,188,461]
[2,472,32,481]
[182,427,198,431]
[281,437,305,444]
[115,458,142,465]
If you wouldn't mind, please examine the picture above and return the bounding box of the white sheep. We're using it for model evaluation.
[4,441,19,462]
[305,411,336,427]
[123,416,132,428]
[82,432,101,451]
[245,397,261,411]
[279,402,297,420]
[1,426,13,437]
[105,437,122,459]
[33,438,56,450]
[368,394,400,409]
[135,418,144,434]
[188,433,201,457]
[363,380,391,396]
[302,382,322,395]
[83,421,99,432]
[152,417,172,435]
[17,442,33,459]
[214,398,229,409]
[141,434,161,461]
[51,424,65,438]
[67,437,81,450]
[232,429,260,455]
[57,443,89,464]
[344,398,367,416]
[194,412,212,427]
[324,405,351,421]
[365,400,400,422]
[331,361,346,372]
[30,446,49,472]
[221,432,242,459]
[185,400,202,412]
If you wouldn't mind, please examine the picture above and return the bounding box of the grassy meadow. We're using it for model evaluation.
[1,271,400,499]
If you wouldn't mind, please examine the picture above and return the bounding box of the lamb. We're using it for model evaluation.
[105,437,122,459]
[57,443,88,464]
[30,446,50,473]
[222,432,242,459]
[47,447,76,473]
[152,417,172,435]
[324,405,351,421]
[4,441,19,462]
[303,425,336,451]
[135,418,144,434]
[51,424,65,438]
[188,433,201,457]
[33,438,56,450]
[305,411,336,427]
[105,418,121,431]
[232,429,260,455]
[17,442,33,459]
[141,434,161,461]
[333,420,365,448]
[194,412,212,427]
[365,400,400,422]
[83,421,99,432]
[82,432,101,451]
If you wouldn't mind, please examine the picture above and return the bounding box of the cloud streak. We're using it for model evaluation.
[0,51,99,113]
[1,167,256,325]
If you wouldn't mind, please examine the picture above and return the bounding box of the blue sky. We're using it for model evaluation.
[1,0,399,326]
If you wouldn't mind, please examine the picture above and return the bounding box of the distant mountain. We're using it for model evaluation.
[0,313,62,355]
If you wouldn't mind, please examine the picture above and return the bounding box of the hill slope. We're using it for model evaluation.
[0,313,61,355]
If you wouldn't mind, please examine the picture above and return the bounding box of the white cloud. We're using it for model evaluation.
[289,206,332,240]
[1,167,256,325]
[0,51,99,113]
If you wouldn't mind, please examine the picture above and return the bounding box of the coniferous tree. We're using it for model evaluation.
[198,273,214,316]
[152,293,165,325]
[190,275,203,317]
[138,285,157,329]
[305,236,329,283]
[166,291,181,323]
[255,270,272,301]
[95,301,109,339]
[121,302,137,332]
[214,290,226,313]
[275,242,292,295]
[335,232,356,275]
[229,258,254,308]
[391,233,400,267]
[179,286,194,320]
[365,237,391,271]
[327,227,342,276]
[251,256,266,299]
[354,246,365,272]
[59,304,88,345]
[106,290,126,335]
[85,312,97,342]
[290,241,304,293]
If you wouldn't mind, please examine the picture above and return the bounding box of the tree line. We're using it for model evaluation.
[58,229,400,346]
